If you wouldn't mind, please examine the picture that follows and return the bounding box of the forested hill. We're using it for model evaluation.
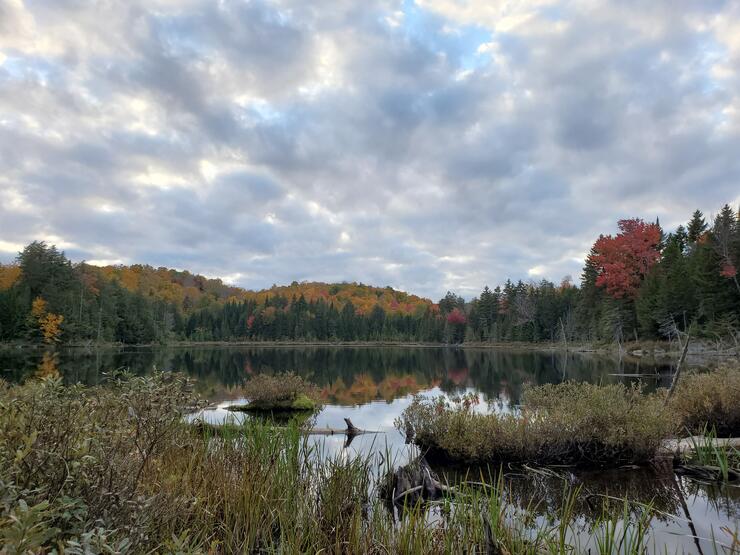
[75,265,432,316]
[1,201,738,345]
[0,253,435,344]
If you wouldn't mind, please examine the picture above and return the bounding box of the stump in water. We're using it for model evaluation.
[381,457,504,554]
[382,457,452,506]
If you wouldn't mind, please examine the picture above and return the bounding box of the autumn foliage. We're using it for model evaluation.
[0,264,21,291]
[30,297,64,344]
[446,308,467,325]
[589,219,662,299]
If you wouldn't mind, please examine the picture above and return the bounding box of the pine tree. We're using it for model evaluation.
[687,209,708,244]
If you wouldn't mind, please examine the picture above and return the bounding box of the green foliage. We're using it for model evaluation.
[239,371,321,411]
[1,375,736,553]
[0,372,195,552]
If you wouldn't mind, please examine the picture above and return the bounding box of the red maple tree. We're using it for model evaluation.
[446,308,467,325]
[589,219,662,299]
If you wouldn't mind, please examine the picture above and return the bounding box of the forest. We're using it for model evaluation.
[0,203,738,346]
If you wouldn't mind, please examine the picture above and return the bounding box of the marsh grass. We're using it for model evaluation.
[1,372,737,553]
[670,365,740,436]
[398,382,674,467]
[685,428,740,482]
[235,371,322,411]
[399,365,740,469]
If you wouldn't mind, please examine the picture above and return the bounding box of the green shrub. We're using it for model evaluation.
[398,382,675,467]
[240,372,321,410]
[669,364,740,436]
[0,372,195,552]
[3,370,737,553]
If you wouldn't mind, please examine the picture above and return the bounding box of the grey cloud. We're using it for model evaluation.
[1,0,739,299]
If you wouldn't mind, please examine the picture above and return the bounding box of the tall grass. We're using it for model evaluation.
[398,382,674,467]
[670,364,740,436]
[685,428,740,482]
[1,373,737,553]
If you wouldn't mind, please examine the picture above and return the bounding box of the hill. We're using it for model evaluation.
[0,260,433,316]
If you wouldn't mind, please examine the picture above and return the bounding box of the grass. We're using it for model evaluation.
[669,364,740,436]
[683,428,740,482]
[2,370,739,553]
[0,372,701,554]
[229,371,322,411]
[398,383,674,467]
[399,364,740,469]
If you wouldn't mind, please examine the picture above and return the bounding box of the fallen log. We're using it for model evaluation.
[192,416,382,438]
[308,418,366,436]
[658,436,740,457]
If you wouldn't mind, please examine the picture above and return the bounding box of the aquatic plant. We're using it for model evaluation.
[669,364,740,436]
[398,381,674,467]
[235,371,322,411]
[2,372,737,553]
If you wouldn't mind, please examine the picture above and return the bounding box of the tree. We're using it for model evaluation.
[29,297,64,344]
[589,219,662,299]
[687,210,708,244]
[445,308,467,343]
[711,204,739,294]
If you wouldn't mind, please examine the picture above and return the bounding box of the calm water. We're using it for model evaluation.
[2,345,737,552]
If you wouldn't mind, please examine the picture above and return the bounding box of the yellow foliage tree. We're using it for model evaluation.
[31,297,47,319]
[30,297,64,344]
[39,313,64,344]
[0,264,21,290]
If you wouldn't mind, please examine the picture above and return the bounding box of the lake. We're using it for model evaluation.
[1,345,737,552]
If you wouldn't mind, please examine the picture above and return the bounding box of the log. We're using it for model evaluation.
[192,416,383,439]
[658,436,740,457]
[302,418,381,437]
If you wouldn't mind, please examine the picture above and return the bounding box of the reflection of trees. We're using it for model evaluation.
[3,346,682,406]
[35,351,60,379]
[681,475,740,520]
[321,374,439,405]
[434,465,697,525]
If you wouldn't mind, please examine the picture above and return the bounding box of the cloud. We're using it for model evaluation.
[1,0,739,299]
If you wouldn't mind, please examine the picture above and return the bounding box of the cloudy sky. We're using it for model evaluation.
[1,0,739,299]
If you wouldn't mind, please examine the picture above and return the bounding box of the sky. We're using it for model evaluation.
[1,0,739,300]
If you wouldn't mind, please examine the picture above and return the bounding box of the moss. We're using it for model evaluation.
[291,393,317,410]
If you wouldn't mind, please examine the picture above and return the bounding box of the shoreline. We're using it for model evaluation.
[2,338,737,359]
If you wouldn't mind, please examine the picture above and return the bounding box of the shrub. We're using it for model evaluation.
[398,383,675,467]
[0,372,196,552]
[240,372,321,410]
[669,364,740,436]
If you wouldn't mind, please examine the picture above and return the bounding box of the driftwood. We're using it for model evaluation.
[658,436,740,457]
[192,417,382,447]
[308,418,366,436]
[675,464,740,482]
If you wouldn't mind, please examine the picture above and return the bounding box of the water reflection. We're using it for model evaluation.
[1,345,679,400]
[1,345,735,553]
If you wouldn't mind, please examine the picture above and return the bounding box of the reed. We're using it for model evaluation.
[1,372,737,553]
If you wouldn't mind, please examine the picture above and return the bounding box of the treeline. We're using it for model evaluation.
[0,203,737,345]
[458,204,739,344]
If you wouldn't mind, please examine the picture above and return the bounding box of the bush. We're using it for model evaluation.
[240,372,321,411]
[398,383,675,467]
[669,364,740,436]
[0,372,195,552]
